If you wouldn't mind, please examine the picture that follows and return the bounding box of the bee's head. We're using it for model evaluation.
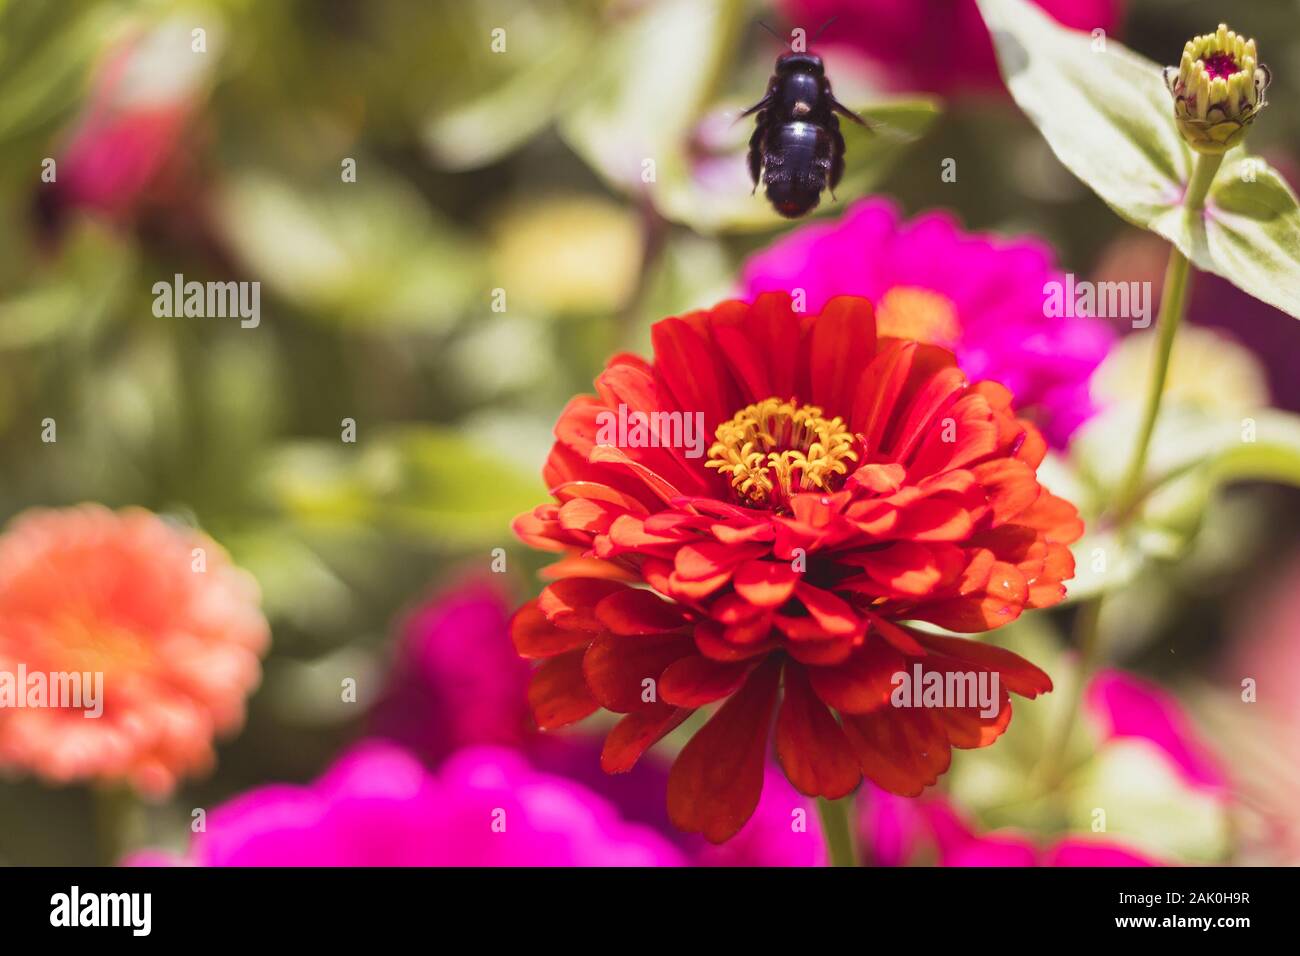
[775,52,824,76]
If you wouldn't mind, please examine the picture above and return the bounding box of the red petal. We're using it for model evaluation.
[588,444,685,506]
[693,621,777,661]
[937,692,1013,749]
[841,707,951,796]
[895,497,974,542]
[864,612,929,656]
[911,561,1028,632]
[972,458,1042,525]
[710,294,802,404]
[537,578,627,631]
[913,632,1053,698]
[601,703,692,773]
[595,587,691,635]
[511,603,592,659]
[785,637,854,666]
[848,462,906,494]
[886,365,967,463]
[776,662,861,799]
[851,540,948,597]
[806,639,904,714]
[808,296,877,416]
[851,340,918,443]
[558,497,624,535]
[667,656,783,843]
[552,479,651,516]
[733,559,799,607]
[528,650,599,730]
[659,655,753,707]
[651,314,736,434]
[512,510,571,552]
[583,633,695,712]
[539,555,639,582]
[794,582,862,636]
[675,541,765,581]
[1016,490,1084,545]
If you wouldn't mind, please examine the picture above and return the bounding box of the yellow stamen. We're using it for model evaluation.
[706,397,858,507]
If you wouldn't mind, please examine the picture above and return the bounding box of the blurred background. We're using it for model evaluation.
[1,0,1298,866]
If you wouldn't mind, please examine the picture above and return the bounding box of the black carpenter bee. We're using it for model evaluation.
[743,24,866,219]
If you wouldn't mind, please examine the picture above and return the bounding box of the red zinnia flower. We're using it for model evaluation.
[511,293,1081,842]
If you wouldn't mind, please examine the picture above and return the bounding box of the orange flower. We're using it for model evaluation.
[0,505,269,798]
[512,294,1082,842]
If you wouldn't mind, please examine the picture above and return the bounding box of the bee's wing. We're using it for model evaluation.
[734,94,771,124]
[830,97,871,130]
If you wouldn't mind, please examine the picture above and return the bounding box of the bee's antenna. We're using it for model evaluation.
[812,15,838,42]
[756,19,790,49]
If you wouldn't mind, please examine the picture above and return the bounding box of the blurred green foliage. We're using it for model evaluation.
[0,0,1298,865]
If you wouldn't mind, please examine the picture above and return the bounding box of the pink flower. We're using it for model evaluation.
[858,785,1156,867]
[740,198,1116,446]
[692,767,826,867]
[1085,669,1225,792]
[128,742,685,866]
[858,668,1224,865]
[369,578,825,864]
[37,20,212,228]
[928,800,1156,867]
[775,0,1125,95]
[368,578,531,762]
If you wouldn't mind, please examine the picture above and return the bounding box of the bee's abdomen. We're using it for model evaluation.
[763,121,830,219]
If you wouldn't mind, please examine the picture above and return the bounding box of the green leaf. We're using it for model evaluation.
[0,223,134,349]
[977,0,1300,320]
[1203,153,1300,319]
[265,426,544,549]
[0,0,117,145]
[1070,402,1300,572]
[422,7,592,170]
[214,173,482,330]
[1076,404,1300,498]
[976,0,1191,229]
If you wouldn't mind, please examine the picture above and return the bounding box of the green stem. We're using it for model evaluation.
[1111,151,1220,520]
[1038,152,1222,789]
[93,786,138,866]
[816,795,859,867]
[1035,595,1103,789]
[1111,247,1190,518]
[1183,151,1225,212]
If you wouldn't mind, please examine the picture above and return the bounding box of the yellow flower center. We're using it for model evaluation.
[876,286,961,348]
[35,612,156,684]
[706,397,858,507]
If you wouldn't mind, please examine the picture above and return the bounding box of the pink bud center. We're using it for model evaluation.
[1201,52,1239,79]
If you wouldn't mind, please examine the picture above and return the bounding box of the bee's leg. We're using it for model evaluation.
[735,92,772,125]
[748,124,764,193]
[828,120,846,197]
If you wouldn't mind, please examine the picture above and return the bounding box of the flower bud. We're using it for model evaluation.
[1164,24,1271,155]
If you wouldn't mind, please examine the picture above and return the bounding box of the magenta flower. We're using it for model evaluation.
[368,577,531,762]
[775,0,1125,96]
[691,767,826,867]
[127,743,685,866]
[1085,669,1226,792]
[38,22,211,229]
[857,668,1225,866]
[368,577,825,864]
[926,800,1156,867]
[740,198,1115,446]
